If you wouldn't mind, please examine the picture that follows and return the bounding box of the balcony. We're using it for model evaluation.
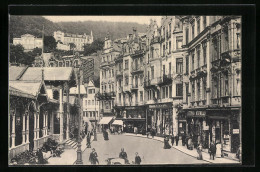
[131,50,145,58]
[150,77,162,86]
[158,74,173,86]
[100,109,112,114]
[100,61,109,67]
[114,55,123,62]
[95,92,115,100]
[116,70,123,78]
[131,65,144,74]
[130,84,138,92]
[150,36,161,45]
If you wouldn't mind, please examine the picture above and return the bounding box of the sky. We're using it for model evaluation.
[43,16,162,26]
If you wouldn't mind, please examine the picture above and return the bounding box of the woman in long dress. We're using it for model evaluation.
[216,142,222,158]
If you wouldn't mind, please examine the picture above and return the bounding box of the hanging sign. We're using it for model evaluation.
[233,129,239,134]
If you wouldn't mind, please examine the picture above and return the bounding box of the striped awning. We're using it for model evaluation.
[99,117,114,125]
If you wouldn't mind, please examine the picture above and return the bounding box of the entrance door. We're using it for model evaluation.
[29,111,34,151]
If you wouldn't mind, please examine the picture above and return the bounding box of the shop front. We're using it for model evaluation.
[207,109,240,153]
[148,103,173,136]
[177,112,187,137]
[186,110,208,148]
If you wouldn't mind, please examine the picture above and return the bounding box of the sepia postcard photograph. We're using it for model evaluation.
[7,4,254,166]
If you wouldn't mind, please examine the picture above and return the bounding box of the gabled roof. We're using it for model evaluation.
[19,67,75,81]
[9,80,47,99]
[9,66,28,80]
[9,85,35,99]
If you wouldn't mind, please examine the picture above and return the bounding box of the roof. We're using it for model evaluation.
[20,67,74,81]
[9,80,46,98]
[69,85,87,95]
[9,66,27,80]
[9,85,35,99]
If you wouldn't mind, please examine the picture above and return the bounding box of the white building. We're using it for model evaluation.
[83,79,100,126]
[56,41,71,51]
[53,31,94,51]
[13,34,43,52]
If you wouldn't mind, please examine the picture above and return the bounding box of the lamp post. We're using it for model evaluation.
[93,95,97,141]
[76,68,83,164]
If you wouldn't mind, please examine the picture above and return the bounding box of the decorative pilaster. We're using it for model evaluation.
[34,112,37,140]
[66,82,70,140]
[37,111,40,139]
[11,110,16,148]
[59,87,64,143]
[43,112,46,137]
[22,113,26,144]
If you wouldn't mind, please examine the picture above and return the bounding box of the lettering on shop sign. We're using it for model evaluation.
[196,111,206,117]
[149,104,172,109]
[233,129,239,134]
[203,126,209,130]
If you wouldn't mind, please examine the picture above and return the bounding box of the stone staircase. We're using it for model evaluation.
[65,139,78,150]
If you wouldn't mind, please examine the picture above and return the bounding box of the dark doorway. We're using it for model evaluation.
[29,110,34,151]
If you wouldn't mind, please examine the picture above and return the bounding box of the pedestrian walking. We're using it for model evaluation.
[182,134,186,146]
[216,142,222,158]
[197,144,203,160]
[119,148,129,164]
[164,136,171,149]
[89,148,99,165]
[175,135,179,146]
[209,141,216,160]
[171,134,175,146]
[134,152,142,165]
[86,131,91,148]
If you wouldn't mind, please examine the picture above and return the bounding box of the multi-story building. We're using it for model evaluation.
[98,34,120,124]
[114,29,147,133]
[82,79,100,127]
[13,34,43,52]
[182,16,241,155]
[144,17,185,136]
[53,31,93,51]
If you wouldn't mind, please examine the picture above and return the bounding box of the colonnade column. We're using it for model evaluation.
[37,111,40,139]
[50,111,54,134]
[66,82,70,140]
[43,112,46,137]
[34,112,37,140]
[46,112,48,135]
[26,111,29,143]
[11,110,16,148]
[59,86,64,143]
[22,113,26,144]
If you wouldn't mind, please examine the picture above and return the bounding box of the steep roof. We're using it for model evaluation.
[9,85,35,99]
[9,80,47,98]
[9,66,28,80]
[19,67,75,81]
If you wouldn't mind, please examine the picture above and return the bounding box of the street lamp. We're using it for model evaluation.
[93,95,97,141]
[75,66,83,164]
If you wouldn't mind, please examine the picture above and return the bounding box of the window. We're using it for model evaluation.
[163,65,165,75]
[163,45,165,56]
[223,27,229,52]
[66,61,69,67]
[176,39,183,49]
[112,69,114,77]
[85,100,88,107]
[169,23,171,36]
[151,66,154,79]
[192,82,195,101]
[125,60,129,70]
[92,100,94,105]
[202,42,207,65]
[203,78,207,100]
[125,76,129,86]
[197,81,201,101]
[176,58,183,74]
[176,84,183,97]
[162,87,165,99]
[186,83,189,103]
[223,73,229,96]
[169,62,171,75]
[197,46,201,68]
[203,16,207,29]
[212,77,218,99]
[185,56,189,74]
[140,91,143,102]
[191,51,195,71]
[88,100,91,105]
[191,23,195,39]
[169,85,172,98]
[169,41,171,52]
[197,18,200,35]
[212,37,219,61]
[166,86,168,98]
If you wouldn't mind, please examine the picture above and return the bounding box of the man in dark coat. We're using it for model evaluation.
[209,141,216,160]
[182,134,186,146]
[86,132,91,148]
[171,134,175,146]
[119,148,128,163]
[175,135,179,146]
[135,152,142,165]
[89,148,99,165]
[164,136,171,149]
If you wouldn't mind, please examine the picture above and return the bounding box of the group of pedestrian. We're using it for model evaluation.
[170,134,179,146]
[89,148,142,165]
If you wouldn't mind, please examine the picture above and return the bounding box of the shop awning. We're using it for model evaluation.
[99,117,114,125]
[112,120,123,126]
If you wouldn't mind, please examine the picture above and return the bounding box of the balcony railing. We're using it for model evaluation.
[131,50,145,58]
[150,36,161,45]
[131,65,144,74]
[116,70,123,77]
[130,84,138,91]
[100,109,112,113]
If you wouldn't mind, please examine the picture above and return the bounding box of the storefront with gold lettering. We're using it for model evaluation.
[148,103,173,136]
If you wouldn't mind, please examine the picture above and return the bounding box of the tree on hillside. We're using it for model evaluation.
[18,51,35,66]
[83,38,104,56]
[69,43,76,50]
[32,47,42,56]
[44,36,57,53]
[9,44,24,63]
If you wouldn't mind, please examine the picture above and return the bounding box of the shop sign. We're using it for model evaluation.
[125,106,137,110]
[149,104,172,109]
[233,129,239,134]
[187,111,206,117]
[195,111,206,117]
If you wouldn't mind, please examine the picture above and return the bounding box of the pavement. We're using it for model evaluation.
[123,133,240,164]
[46,132,240,165]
